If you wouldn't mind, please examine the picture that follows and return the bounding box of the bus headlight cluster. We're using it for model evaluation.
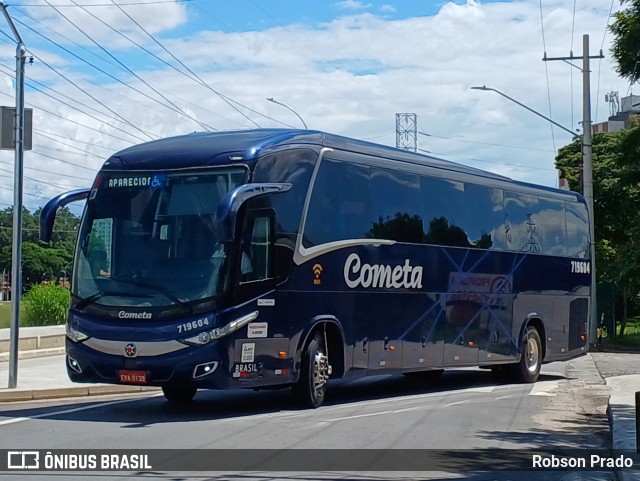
[180,311,258,346]
[66,324,90,343]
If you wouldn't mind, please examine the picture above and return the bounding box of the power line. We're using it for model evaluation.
[13,6,261,129]
[42,0,214,132]
[30,149,100,172]
[0,158,95,182]
[416,143,557,172]
[21,0,196,6]
[11,16,213,133]
[62,0,248,129]
[34,131,110,159]
[418,131,555,153]
[0,62,152,144]
[538,0,557,153]
[33,129,115,152]
[0,89,138,145]
[29,51,155,142]
[595,0,616,121]
[570,0,577,129]
[108,0,266,129]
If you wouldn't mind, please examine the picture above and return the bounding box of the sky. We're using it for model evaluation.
[0,0,627,214]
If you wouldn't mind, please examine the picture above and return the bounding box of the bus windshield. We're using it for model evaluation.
[72,168,247,310]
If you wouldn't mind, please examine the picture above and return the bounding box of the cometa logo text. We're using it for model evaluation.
[118,311,152,319]
[343,253,423,289]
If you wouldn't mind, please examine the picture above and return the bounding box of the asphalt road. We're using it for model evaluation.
[0,353,625,481]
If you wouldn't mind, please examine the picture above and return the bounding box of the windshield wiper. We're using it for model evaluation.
[75,290,150,310]
[109,272,193,314]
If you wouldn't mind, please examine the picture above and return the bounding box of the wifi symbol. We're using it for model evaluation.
[312,264,323,278]
[312,264,323,285]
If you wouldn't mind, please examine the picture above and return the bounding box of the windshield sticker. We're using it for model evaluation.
[108,176,152,188]
[107,175,165,189]
[150,175,165,188]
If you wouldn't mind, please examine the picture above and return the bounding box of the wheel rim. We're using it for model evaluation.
[525,336,540,374]
[312,350,329,397]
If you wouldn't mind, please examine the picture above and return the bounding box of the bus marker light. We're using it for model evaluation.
[278,351,287,358]
[548,337,553,342]
[468,341,475,347]
[67,356,82,373]
[193,361,219,379]
[580,335,586,341]
[389,345,395,351]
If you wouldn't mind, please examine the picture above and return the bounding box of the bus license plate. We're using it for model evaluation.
[119,370,147,385]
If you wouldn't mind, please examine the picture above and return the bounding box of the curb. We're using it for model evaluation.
[0,385,160,402]
[0,347,65,363]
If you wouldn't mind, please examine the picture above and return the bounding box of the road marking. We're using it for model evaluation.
[529,380,559,397]
[325,410,392,422]
[495,395,514,401]
[444,400,468,407]
[0,394,162,427]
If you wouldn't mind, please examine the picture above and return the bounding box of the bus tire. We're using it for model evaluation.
[513,326,542,383]
[162,385,197,403]
[293,333,330,408]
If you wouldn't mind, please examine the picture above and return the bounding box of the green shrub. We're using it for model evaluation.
[22,284,70,326]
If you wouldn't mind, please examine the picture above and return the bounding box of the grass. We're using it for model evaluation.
[0,301,35,329]
[615,317,640,345]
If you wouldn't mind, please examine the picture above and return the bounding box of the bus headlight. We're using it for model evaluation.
[180,311,259,346]
[66,324,90,343]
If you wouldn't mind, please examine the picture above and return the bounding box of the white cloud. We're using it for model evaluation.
[335,0,374,11]
[0,0,627,210]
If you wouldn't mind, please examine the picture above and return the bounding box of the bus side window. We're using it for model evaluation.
[241,213,275,283]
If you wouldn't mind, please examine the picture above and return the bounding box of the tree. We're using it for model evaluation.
[0,242,72,288]
[610,0,640,82]
[556,128,640,336]
[0,207,80,290]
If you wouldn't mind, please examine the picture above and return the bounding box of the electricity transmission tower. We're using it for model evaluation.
[396,113,417,152]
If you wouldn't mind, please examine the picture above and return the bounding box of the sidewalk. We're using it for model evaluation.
[0,354,158,402]
[1,326,158,401]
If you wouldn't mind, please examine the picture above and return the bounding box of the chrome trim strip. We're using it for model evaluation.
[294,239,395,265]
[83,338,189,357]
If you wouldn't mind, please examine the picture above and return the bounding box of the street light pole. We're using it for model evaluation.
[266,97,308,129]
[471,77,598,346]
[470,86,579,137]
[1,2,26,389]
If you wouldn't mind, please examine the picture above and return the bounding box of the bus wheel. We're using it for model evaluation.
[513,326,542,383]
[293,333,331,408]
[162,385,197,403]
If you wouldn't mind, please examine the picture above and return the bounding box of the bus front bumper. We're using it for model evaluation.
[65,338,234,389]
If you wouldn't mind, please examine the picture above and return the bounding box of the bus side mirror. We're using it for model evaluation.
[40,188,91,243]
[217,183,291,242]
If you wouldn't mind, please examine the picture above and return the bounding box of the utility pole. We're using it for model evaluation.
[0,2,26,389]
[544,34,604,346]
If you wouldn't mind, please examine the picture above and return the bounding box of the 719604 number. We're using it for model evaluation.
[571,261,590,274]
[177,317,210,334]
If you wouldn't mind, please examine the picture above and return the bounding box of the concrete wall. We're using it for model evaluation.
[0,325,65,354]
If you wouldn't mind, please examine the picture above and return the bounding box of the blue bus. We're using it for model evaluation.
[41,129,590,408]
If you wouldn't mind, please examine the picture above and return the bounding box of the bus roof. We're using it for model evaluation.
[103,129,582,202]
